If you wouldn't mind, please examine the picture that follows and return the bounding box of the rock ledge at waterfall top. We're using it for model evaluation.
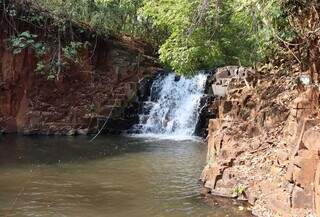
[201,66,320,217]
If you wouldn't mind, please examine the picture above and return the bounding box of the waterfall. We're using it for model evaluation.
[132,73,208,139]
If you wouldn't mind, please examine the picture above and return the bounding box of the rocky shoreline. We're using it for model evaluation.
[201,66,320,217]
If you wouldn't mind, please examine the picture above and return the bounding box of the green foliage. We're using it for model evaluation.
[7,31,47,58]
[36,0,164,44]
[140,0,286,74]
[8,31,38,54]
[33,0,291,74]
[33,42,47,57]
[44,40,87,80]
[232,184,246,197]
[7,30,87,80]
[5,0,297,76]
[35,61,45,74]
[87,103,96,113]
[62,41,88,63]
[158,30,222,74]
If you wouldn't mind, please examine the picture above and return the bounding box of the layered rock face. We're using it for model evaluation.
[0,29,159,135]
[201,66,320,217]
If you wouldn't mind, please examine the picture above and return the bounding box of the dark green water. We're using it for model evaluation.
[0,135,249,217]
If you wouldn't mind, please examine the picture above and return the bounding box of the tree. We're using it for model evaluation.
[33,0,294,75]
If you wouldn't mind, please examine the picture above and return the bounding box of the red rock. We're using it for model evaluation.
[0,24,158,135]
[292,186,314,209]
[246,189,258,205]
[302,128,320,151]
[292,150,318,189]
[201,70,320,217]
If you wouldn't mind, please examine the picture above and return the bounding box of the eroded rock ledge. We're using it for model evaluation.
[201,66,320,217]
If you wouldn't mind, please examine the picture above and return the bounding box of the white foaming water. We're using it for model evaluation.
[132,73,207,140]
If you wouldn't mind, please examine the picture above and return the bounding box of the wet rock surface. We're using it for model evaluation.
[201,66,320,217]
[194,70,217,137]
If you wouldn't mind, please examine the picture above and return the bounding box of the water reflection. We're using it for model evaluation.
[0,135,250,217]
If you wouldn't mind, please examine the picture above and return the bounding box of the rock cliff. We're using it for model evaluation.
[201,66,320,217]
[0,3,159,135]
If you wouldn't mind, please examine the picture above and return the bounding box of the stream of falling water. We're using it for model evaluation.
[132,73,207,140]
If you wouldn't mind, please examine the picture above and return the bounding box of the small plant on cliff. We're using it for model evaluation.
[7,29,90,80]
[35,61,46,74]
[232,184,246,198]
[7,31,47,58]
[7,31,52,77]
[63,41,89,64]
[8,31,38,54]
[87,103,96,113]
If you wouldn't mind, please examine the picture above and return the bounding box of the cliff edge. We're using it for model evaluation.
[0,1,160,135]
